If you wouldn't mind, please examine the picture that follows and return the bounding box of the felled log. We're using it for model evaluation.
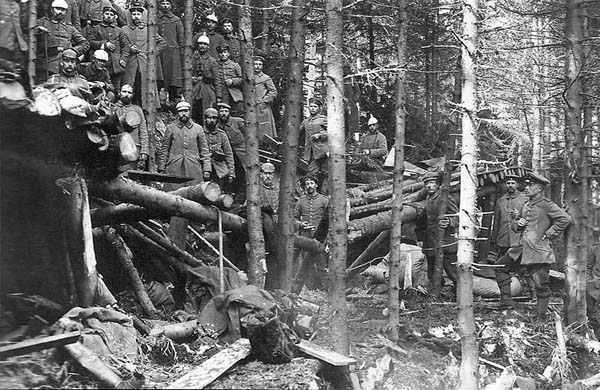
[103,226,158,317]
[150,320,199,340]
[88,176,247,232]
[350,199,392,219]
[133,222,204,268]
[294,234,327,253]
[63,342,123,388]
[345,230,390,280]
[171,181,221,204]
[217,194,234,209]
[349,180,422,207]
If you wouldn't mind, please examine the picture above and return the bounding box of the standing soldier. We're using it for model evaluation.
[157,0,183,100]
[221,17,241,65]
[353,116,388,171]
[491,176,528,258]
[122,0,166,108]
[254,55,277,142]
[193,12,224,59]
[115,84,149,170]
[300,97,328,191]
[203,107,235,189]
[191,34,221,121]
[158,100,211,191]
[216,44,243,118]
[79,0,114,29]
[494,173,571,321]
[0,0,28,70]
[84,3,129,90]
[35,0,89,82]
[419,170,459,296]
[217,102,247,200]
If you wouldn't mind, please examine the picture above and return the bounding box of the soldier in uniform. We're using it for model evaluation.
[77,49,115,103]
[353,116,388,171]
[221,17,241,65]
[254,55,277,142]
[491,176,528,258]
[0,0,28,70]
[217,102,247,199]
[494,172,572,321]
[191,34,221,122]
[45,48,91,99]
[216,44,243,118]
[157,0,183,99]
[203,107,235,189]
[114,84,149,170]
[193,12,224,59]
[300,97,328,192]
[35,0,89,82]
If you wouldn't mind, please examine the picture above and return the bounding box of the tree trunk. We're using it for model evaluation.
[457,0,479,387]
[103,227,158,317]
[146,0,158,172]
[349,179,421,207]
[387,0,408,342]
[27,0,37,86]
[182,0,194,102]
[88,176,246,231]
[325,0,349,355]
[277,0,306,292]
[240,0,266,287]
[563,0,587,327]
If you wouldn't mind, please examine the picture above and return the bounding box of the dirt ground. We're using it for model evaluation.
[3,278,600,390]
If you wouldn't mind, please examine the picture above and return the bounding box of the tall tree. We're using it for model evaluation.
[563,0,587,327]
[182,0,193,101]
[277,0,306,292]
[239,0,266,287]
[27,0,37,87]
[387,0,408,343]
[457,0,479,387]
[325,0,349,354]
[146,0,158,172]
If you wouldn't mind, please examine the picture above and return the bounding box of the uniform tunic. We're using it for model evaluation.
[84,21,130,76]
[159,119,211,190]
[217,116,247,169]
[115,102,149,156]
[421,191,459,255]
[491,192,527,249]
[204,128,235,179]
[191,52,221,114]
[354,131,388,167]
[0,0,27,55]
[255,71,277,139]
[301,114,328,161]
[217,58,243,104]
[223,33,241,64]
[294,192,328,238]
[157,10,183,89]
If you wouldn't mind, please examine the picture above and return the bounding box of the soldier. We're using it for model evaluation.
[221,17,241,64]
[114,84,149,170]
[254,55,277,141]
[45,48,91,99]
[258,162,278,218]
[419,170,459,295]
[217,102,247,197]
[494,172,572,321]
[122,1,166,108]
[216,44,243,118]
[157,0,183,100]
[491,176,528,258]
[193,12,225,59]
[158,101,211,191]
[300,97,328,190]
[84,3,129,89]
[77,49,115,103]
[79,0,112,29]
[203,107,235,189]
[35,0,89,82]
[353,116,388,171]
[191,34,221,122]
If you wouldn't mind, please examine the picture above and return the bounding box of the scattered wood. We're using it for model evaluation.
[63,341,124,388]
[345,230,390,280]
[479,357,505,371]
[150,320,199,340]
[549,270,565,281]
[296,339,357,366]
[575,372,600,387]
[188,225,240,272]
[0,331,81,358]
[134,222,204,268]
[376,334,408,355]
[566,332,600,354]
[166,338,251,389]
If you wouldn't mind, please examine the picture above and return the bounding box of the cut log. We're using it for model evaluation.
[217,194,235,210]
[349,180,422,207]
[345,230,390,280]
[63,342,123,388]
[150,320,199,340]
[350,199,392,219]
[295,339,357,366]
[294,234,327,253]
[166,338,251,389]
[0,331,81,359]
[88,176,247,232]
[103,226,158,317]
[134,222,204,268]
[171,181,221,204]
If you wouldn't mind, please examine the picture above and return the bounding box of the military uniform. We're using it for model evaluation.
[84,21,130,87]
[354,131,388,169]
[204,128,235,180]
[255,70,277,140]
[217,115,247,168]
[157,9,183,90]
[294,192,328,239]
[216,58,243,116]
[491,191,528,256]
[115,102,149,157]
[301,113,328,177]
[191,52,221,120]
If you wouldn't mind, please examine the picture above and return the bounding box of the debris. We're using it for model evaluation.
[482,366,517,390]
[63,341,126,388]
[166,338,251,389]
[362,354,392,390]
[295,339,357,366]
[0,331,81,359]
[376,334,408,355]
[150,320,199,341]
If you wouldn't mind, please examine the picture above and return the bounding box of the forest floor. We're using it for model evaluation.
[2,278,600,389]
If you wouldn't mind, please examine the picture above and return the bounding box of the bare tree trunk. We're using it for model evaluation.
[27,0,37,86]
[387,0,408,343]
[325,0,348,355]
[277,0,306,292]
[563,0,587,327]
[182,0,194,101]
[457,0,479,387]
[239,0,266,287]
[146,0,158,172]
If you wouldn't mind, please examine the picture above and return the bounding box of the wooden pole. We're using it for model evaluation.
[27,0,37,86]
[182,0,194,101]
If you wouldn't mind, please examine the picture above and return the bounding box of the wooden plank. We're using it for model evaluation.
[167,338,251,389]
[549,270,565,280]
[0,331,81,358]
[296,339,357,366]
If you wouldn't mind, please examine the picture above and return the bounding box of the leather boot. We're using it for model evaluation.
[498,282,513,308]
[536,296,550,321]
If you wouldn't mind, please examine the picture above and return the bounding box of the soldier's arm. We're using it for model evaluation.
[230,63,242,86]
[71,26,90,55]
[198,130,212,175]
[261,76,277,103]
[544,202,572,239]
[369,134,388,158]
[212,59,224,100]
[157,126,173,172]
[118,28,131,63]
[222,134,235,177]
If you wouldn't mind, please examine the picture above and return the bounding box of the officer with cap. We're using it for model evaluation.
[158,100,212,191]
[301,97,328,192]
[203,107,235,189]
[254,55,278,141]
[353,115,388,170]
[35,0,89,81]
[418,170,459,296]
[494,172,571,322]
[216,43,243,117]
[45,48,91,99]
[191,34,220,121]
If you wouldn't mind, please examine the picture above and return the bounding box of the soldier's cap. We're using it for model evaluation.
[216,44,230,52]
[205,13,218,23]
[204,107,218,117]
[367,116,379,125]
[217,102,231,110]
[422,170,442,183]
[303,175,318,185]
[197,34,210,44]
[503,174,519,181]
[93,49,109,61]
[525,172,550,186]
[261,162,275,173]
[103,4,116,13]
[221,17,234,25]
[253,55,265,63]
[61,49,78,60]
[175,101,191,111]
[128,1,146,12]
[51,0,69,9]
[308,97,323,106]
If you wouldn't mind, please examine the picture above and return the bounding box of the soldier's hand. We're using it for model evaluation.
[438,217,450,229]
[203,172,211,181]
[225,79,233,86]
[105,42,116,52]
[517,218,528,227]
[119,59,126,67]
[130,45,139,54]
[35,25,49,33]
